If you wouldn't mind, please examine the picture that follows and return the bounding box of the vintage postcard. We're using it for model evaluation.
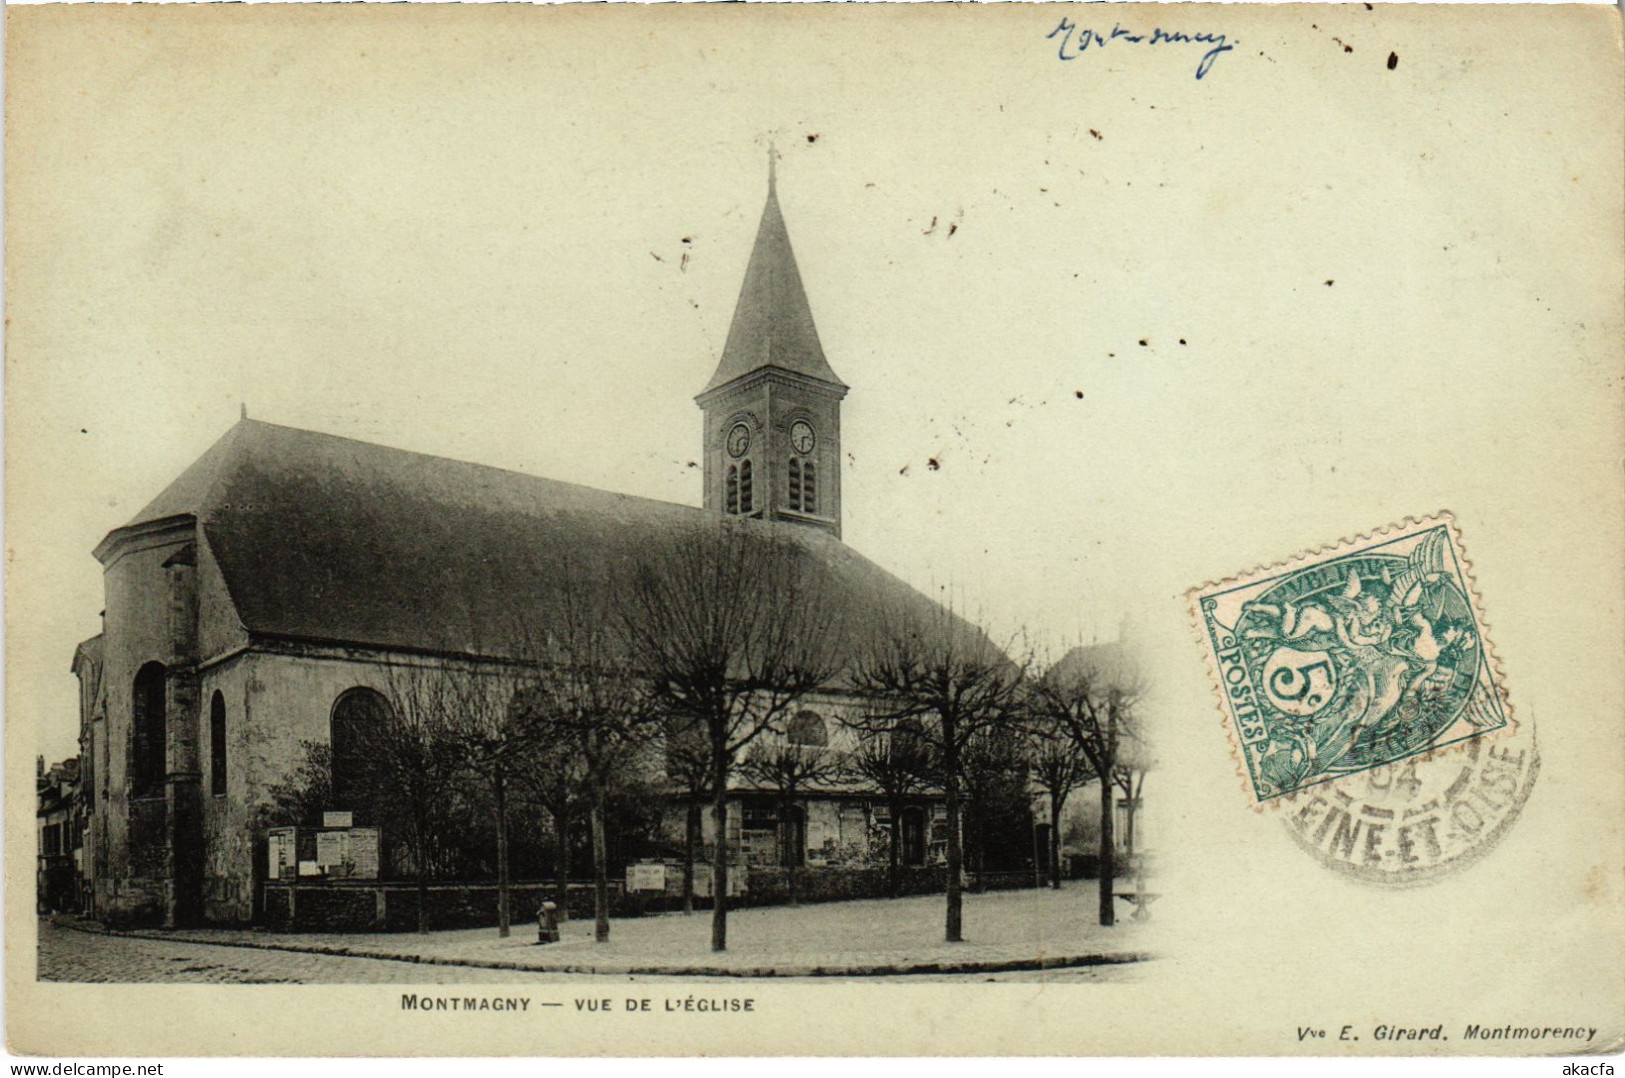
[5,1,1622,1059]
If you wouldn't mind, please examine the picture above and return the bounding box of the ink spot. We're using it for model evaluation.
[1138,339,1148,347]
[1387,52,1399,70]
[681,236,692,245]
[1179,339,1188,346]
[806,134,819,143]
[1075,391,1084,399]
[899,465,910,476]
[686,461,698,469]
[927,457,941,471]
[947,223,958,237]
[1089,129,1103,140]
[1325,279,1335,287]
[80,428,88,434]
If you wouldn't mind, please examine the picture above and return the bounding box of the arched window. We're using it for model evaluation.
[802,461,817,514]
[331,687,392,819]
[739,460,753,514]
[788,459,803,511]
[130,662,167,798]
[726,465,739,515]
[209,691,227,797]
[787,709,828,747]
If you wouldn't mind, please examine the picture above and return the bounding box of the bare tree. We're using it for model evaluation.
[371,666,472,934]
[511,742,588,924]
[738,731,843,906]
[442,665,535,938]
[850,603,1024,943]
[848,718,934,897]
[621,521,842,952]
[959,725,1030,884]
[1112,720,1155,875]
[513,576,661,945]
[1026,716,1090,889]
[1029,651,1145,927]
[661,712,712,914]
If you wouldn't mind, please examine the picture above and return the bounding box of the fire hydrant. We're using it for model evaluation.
[536,901,560,945]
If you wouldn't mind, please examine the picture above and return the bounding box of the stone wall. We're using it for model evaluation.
[262,881,628,933]
[736,864,1041,908]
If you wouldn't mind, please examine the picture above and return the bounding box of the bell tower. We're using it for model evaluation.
[697,156,848,539]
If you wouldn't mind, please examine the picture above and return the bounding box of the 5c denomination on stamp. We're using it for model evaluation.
[1191,514,1512,806]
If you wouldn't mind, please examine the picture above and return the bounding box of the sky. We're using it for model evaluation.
[8,4,1621,767]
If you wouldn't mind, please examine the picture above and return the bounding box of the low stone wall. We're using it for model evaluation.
[736,865,1043,908]
[262,880,627,933]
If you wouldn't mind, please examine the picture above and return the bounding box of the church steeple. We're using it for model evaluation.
[698,156,848,538]
[699,152,846,396]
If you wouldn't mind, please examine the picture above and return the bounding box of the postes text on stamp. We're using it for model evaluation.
[1192,515,1509,805]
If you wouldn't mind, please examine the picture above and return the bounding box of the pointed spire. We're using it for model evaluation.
[698,155,846,397]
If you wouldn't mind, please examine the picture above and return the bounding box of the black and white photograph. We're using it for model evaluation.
[6,1,1622,1060]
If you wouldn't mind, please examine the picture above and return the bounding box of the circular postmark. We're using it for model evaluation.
[1282,718,1539,885]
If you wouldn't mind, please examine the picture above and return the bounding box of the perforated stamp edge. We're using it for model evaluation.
[1185,511,1518,813]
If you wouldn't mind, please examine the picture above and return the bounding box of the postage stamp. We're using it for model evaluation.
[1191,514,1510,806]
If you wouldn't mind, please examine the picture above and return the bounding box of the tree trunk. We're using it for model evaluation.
[682,800,698,915]
[1098,768,1116,927]
[1050,791,1065,890]
[1123,780,1137,870]
[887,798,901,899]
[591,793,610,944]
[495,771,510,938]
[414,821,429,934]
[781,797,800,907]
[943,733,964,943]
[553,808,571,924]
[710,787,729,952]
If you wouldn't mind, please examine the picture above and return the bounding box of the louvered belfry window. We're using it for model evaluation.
[726,465,740,515]
[739,459,754,514]
[788,459,803,511]
[803,461,817,514]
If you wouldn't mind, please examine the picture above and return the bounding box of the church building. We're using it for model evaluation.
[71,166,959,928]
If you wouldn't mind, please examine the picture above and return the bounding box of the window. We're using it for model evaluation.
[802,461,817,514]
[130,662,166,798]
[331,687,392,819]
[788,459,817,514]
[209,691,227,796]
[787,709,828,747]
[739,459,753,514]
[726,465,739,514]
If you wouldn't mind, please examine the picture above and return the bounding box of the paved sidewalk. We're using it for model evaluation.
[62,884,1153,978]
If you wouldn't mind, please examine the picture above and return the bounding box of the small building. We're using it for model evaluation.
[36,756,83,914]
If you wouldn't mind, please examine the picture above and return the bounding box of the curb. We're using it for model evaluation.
[51,916,1150,978]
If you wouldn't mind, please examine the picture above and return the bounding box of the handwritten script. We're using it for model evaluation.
[1047,18,1236,81]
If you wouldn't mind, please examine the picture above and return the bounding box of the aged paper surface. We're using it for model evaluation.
[6,1,1622,1058]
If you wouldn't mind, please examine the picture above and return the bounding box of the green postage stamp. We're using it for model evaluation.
[1192,514,1510,805]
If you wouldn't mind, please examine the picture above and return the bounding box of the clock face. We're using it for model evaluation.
[790,419,816,456]
[726,423,751,459]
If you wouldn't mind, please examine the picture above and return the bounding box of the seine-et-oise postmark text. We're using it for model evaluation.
[1192,515,1510,806]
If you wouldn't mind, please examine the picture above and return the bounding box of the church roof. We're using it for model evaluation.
[105,420,959,667]
[700,169,846,396]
